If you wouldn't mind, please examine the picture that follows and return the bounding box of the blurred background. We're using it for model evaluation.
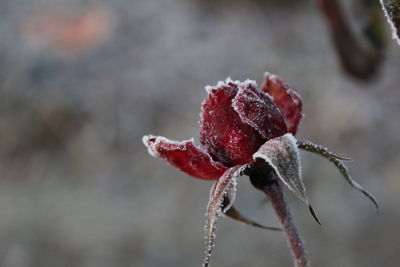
[0,0,399,266]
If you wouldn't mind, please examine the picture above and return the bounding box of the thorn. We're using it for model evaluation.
[308,205,322,225]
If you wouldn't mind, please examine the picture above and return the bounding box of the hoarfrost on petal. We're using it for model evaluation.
[240,79,258,89]
[205,77,241,94]
[142,135,227,180]
[200,80,265,167]
[232,82,287,140]
[260,73,303,135]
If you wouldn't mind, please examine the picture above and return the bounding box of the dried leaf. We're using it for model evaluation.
[297,140,379,212]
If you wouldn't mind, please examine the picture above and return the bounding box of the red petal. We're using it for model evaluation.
[260,73,303,135]
[232,81,287,140]
[143,135,227,180]
[200,79,264,167]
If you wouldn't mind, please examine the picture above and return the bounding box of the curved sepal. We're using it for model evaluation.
[221,196,282,231]
[253,133,307,203]
[253,134,321,224]
[203,166,244,267]
[380,0,400,45]
[297,140,379,212]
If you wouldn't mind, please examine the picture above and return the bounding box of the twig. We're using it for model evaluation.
[316,0,384,80]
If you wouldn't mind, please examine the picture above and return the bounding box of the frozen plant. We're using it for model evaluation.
[143,73,378,267]
[380,0,400,45]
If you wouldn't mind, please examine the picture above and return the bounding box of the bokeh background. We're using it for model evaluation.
[0,0,399,266]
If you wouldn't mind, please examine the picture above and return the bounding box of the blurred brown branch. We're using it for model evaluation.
[316,0,385,80]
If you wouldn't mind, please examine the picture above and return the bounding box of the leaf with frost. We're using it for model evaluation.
[297,140,379,211]
[203,166,243,267]
[297,141,351,161]
[253,133,320,224]
[221,196,282,231]
[253,133,306,202]
[380,0,400,45]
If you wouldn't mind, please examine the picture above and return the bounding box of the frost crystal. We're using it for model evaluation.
[143,135,227,180]
[380,0,400,45]
[232,82,287,140]
[297,140,379,211]
[253,133,307,205]
[260,73,303,135]
[204,77,241,94]
[203,166,243,267]
[141,71,381,266]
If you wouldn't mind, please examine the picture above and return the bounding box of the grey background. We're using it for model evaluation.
[0,0,399,266]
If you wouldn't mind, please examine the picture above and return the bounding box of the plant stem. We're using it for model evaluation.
[247,161,309,267]
[262,182,309,267]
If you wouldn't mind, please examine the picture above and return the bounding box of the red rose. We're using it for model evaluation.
[143,72,377,267]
